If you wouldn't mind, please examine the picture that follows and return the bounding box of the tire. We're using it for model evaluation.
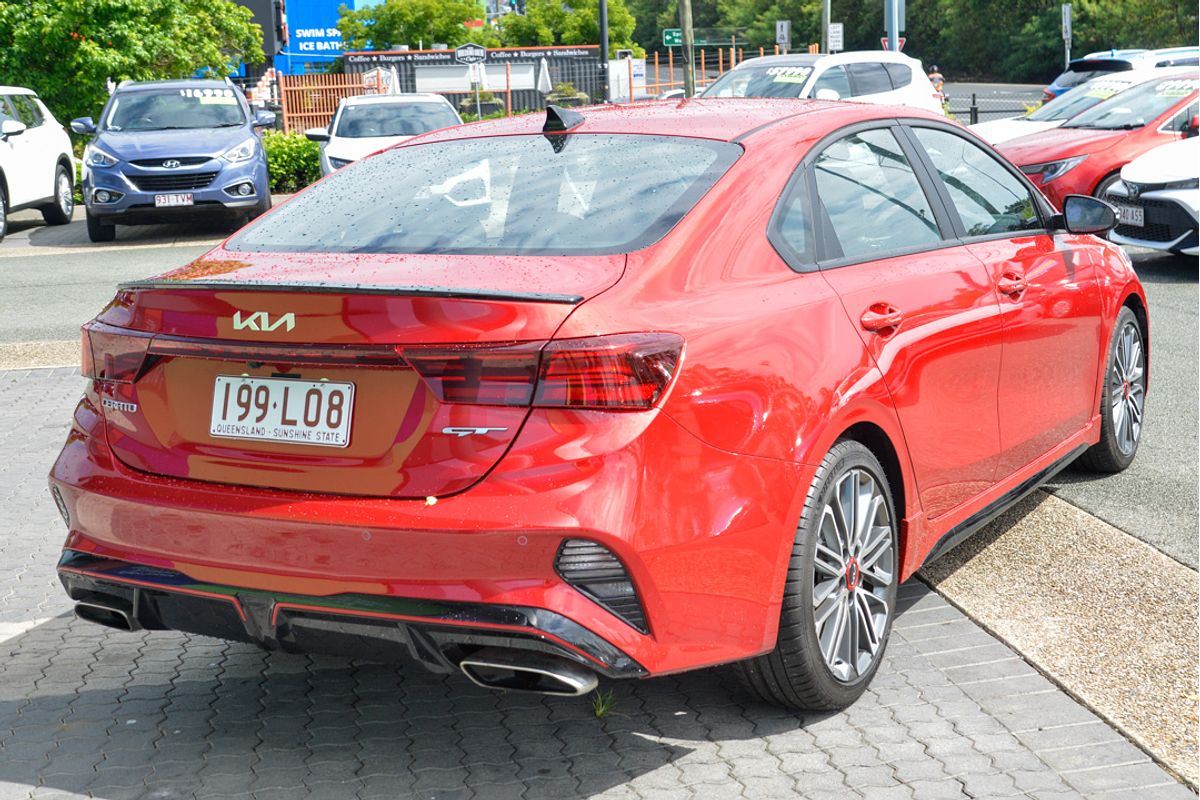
[1093,172,1122,200]
[0,183,7,243]
[733,440,899,710]
[86,210,115,243]
[1078,306,1145,472]
[40,164,74,226]
[249,191,272,221]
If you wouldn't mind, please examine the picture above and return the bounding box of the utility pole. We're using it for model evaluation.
[599,0,610,101]
[886,0,899,51]
[679,0,695,97]
[821,0,830,53]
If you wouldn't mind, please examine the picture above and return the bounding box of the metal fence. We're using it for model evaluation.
[945,93,1032,123]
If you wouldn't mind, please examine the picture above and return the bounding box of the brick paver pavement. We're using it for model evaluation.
[0,368,1192,800]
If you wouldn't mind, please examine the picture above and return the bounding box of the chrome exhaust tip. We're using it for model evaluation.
[74,600,140,632]
[459,647,599,696]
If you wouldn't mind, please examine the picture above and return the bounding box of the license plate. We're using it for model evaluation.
[155,193,194,207]
[1115,204,1143,227]
[209,376,354,448]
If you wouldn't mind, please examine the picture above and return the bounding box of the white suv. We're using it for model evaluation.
[699,51,944,114]
[0,86,75,242]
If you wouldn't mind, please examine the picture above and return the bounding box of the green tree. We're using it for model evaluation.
[0,0,264,123]
[338,0,500,51]
[499,0,642,53]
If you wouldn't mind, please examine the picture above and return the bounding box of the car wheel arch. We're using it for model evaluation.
[1121,290,1150,388]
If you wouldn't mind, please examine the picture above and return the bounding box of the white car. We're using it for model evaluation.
[1105,136,1199,256]
[698,51,943,114]
[971,67,1194,145]
[0,86,75,242]
[306,94,462,175]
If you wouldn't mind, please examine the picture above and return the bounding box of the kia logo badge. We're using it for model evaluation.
[162,159,181,169]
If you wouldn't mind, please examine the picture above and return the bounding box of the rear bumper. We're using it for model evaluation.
[59,551,645,678]
[50,391,809,676]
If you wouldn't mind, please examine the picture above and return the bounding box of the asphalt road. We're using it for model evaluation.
[0,211,1195,567]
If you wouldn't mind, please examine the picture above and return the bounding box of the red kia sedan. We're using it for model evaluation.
[51,99,1147,710]
[1000,73,1198,208]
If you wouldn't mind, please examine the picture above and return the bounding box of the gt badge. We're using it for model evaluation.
[442,426,509,438]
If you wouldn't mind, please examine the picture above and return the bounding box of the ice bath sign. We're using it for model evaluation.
[455,43,487,65]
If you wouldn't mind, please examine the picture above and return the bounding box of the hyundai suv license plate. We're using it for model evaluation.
[1115,204,1143,227]
[155,193,194,207]
[209,376,354,447]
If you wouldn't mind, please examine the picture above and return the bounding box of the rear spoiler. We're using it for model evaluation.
[116,280,584,305]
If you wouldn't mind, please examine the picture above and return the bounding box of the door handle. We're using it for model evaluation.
[997,272,1028,296]
[860,303,903,333]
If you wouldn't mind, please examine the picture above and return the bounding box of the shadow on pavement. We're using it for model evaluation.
[1131,251,1197,285]
[0,610,870,800]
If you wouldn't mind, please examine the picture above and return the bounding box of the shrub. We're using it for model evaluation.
[262,130,321,194]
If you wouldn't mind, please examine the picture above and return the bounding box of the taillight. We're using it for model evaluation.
[403,343,542,405]
[404,333,683,411]
[81,321,153,383]
[534,333,683,410]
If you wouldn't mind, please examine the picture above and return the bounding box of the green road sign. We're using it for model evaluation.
[662,28,682,47]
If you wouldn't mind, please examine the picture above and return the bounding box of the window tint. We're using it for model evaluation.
[0,97,17,124]
[813,128,942,259]
[772,178,811,263]
[810,66,851,99]
[10,95,43,127]
[912,128,1039,237]
[847,64,893,96]
[336,103,460,138]
[1166,101,1198,132]
[230,134,741,256]
[884,63,912,88]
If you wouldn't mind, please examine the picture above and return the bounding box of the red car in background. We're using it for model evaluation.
[1000,73,1198,208]
[51,99,1147,711]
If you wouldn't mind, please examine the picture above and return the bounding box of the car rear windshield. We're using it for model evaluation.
[1062,77,1197,129]
[335,102,459,138]
[701,59,819,98]
[105,88,246,131]
[228,134,742,256]
[1054,59,1134,89]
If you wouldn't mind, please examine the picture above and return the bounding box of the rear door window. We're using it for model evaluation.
[884,63,912,88]
[847,64,893,96]
[812,128,943,259]
[810,66,851,99]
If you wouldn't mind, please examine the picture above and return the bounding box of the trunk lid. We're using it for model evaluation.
[92,249,623,498]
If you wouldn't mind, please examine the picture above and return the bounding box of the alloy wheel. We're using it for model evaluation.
[813,468,895,683]
[58,171,74,217]
[1110,319,1145,456]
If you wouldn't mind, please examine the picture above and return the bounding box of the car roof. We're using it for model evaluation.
[730,50,918,71]
[1085,64,1198,86]
[340,93,452,107]
[114,79,240,93]
[0,86,36,95]
[413,97,942,145]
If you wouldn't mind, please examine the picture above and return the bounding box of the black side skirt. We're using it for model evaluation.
[921,444,1087,568]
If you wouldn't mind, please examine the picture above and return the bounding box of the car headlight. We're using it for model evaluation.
[221,137,258,163]
[84,145,118,168]
[1161,178,1199,190]
[1020,155,1087,183]
[327,156,351,170]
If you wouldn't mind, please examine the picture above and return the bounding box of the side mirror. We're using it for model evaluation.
[815,88,841,101]
[304,127,330,143]
[253,109,277,128]
[0,119,26,140]
[69,117,96,135]
[1185,114,1199,139]
[1061,194,1117,235]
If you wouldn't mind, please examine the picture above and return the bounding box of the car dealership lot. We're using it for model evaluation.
[0,216,1196,798]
